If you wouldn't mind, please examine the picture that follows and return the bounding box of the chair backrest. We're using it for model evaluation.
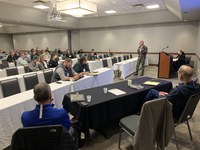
[123,55,127,60]
[23,73,39,90]
[44,69,53,84]
[130,54,133,58]
[11,125,76,150]
[127,55,130,59]
[102,59,108,67]
[118,56,121,62]
[6,67,19,76]
[0,78,21,97]
[185,57,191,64]
[104,54,108,58]
[0,60,9,69]
[133,97,174,150]
[176,93,200,124]
[24,65,30,73]
[111,57,117,65]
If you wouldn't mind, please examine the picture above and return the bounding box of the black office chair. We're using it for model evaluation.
[5,67,19,76]
[0,78,21,98]
[11,125,76,150]
[44,69,53,84]
[127,55,130,59]
[174,93,200,149]
[111,57,117,65]
[130,54,133,58]
[23,73,39,90]
[118,56,121,62]
[102,59,108,67]
[123,55,127,60]
[0,60,9,69]
[24,65,30,73]
[99,55,103,59]
[104,54,108,58]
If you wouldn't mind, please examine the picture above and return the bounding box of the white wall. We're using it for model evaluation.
[73,22,198,53]
[0,34,14,51]
[195,21,200,78]
[71,30,80,51]
[13,31,69,50]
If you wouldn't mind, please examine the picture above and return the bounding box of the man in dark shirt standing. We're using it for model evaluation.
[73,56,90,74]
[135,40,148,76]
[21,83,72,131]
[144,65,200,120]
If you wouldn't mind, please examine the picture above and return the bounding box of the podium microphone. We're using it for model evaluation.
[161,46,169,51]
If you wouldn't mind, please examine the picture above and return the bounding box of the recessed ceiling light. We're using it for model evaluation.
[34,5,49,9]
[105,10,117,14]
[146,4,160,9]
[184,19,188,22]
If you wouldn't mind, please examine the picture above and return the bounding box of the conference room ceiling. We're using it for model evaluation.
[0,0,199,33]
[0,0,167,17]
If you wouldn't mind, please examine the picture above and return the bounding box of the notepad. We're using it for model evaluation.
[108,89,126,96]
[143,81,160,86]
[70,94,85,102]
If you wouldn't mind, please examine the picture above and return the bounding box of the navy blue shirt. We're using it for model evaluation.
[21,104,71,130]
[167,81,200,120]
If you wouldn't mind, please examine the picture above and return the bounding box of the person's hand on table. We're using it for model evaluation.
[73,75,79,80]
[159,91,168,96]
[79,72,84,77]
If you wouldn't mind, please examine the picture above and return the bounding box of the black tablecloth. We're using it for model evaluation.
[62,77,172,137]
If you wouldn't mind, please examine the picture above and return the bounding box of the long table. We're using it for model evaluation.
[0,67,114,149]
[113,57,149,80]
[62,77,172,139]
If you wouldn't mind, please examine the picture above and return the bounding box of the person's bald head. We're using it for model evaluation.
[139,40,144,46]
[178,65,193,83]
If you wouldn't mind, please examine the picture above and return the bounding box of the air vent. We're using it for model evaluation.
[33,0,47,3]
[132,4,144,7]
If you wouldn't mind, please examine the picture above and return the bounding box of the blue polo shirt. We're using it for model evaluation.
[21,104,71,130]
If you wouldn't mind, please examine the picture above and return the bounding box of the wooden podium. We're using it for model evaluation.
[158,52,172,79]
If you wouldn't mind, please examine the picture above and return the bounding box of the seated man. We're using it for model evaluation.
[16,52,28,66]
[21,83,71,131]
[144,65,200,120]
[73,56,90,74]
[51,58,82,82]
[28,55,40,72]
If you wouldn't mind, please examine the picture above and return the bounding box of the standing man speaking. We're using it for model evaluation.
[135,40,148,76]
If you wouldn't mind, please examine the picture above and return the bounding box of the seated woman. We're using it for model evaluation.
[48,53,59,68]
[65,49,74,59]
[38,54,48,70]
[173,50,186,72]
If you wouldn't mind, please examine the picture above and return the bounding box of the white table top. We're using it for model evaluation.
[0,67,114,149]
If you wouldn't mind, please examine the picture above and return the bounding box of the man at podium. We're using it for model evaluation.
[135,40,148,76]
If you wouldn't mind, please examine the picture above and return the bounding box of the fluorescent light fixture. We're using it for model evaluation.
[0,24,2,28]
[105,10,117,14]
[184,19,188,22]
[56,0,97,17]
[34,5,49,9]
[146,4,160,9]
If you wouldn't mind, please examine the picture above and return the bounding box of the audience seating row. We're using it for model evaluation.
[0,69,53,98]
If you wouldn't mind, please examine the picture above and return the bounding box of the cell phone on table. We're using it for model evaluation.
[56,81,62,84]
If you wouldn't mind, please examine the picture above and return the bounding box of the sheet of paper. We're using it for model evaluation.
[143,81,160,86]
[108,88,126,96]
[70,94,85,102]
